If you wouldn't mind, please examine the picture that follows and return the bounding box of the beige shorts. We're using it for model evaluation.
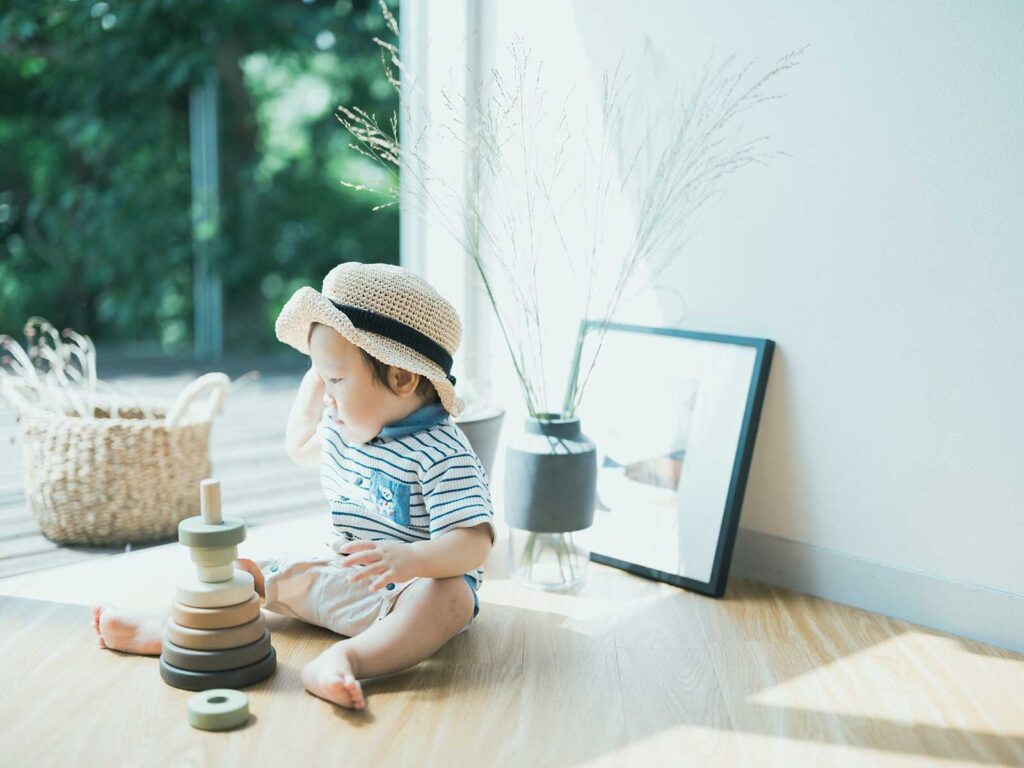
[254,551,476,638]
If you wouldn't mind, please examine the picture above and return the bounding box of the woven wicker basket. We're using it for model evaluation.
[3,373,230,546]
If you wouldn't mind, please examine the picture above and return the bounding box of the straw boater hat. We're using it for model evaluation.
[275,262,465,417]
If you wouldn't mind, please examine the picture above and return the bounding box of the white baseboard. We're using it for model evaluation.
[730,528,1024,655]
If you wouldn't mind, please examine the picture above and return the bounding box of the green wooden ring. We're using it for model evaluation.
[176,569,254,609]
[161,631,272,672]
[160,647,277,692]
[186,689,250,731]
[189,545,238,567]
[178,516,247,548]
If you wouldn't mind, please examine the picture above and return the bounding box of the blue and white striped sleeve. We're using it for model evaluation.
[422,454,496,545]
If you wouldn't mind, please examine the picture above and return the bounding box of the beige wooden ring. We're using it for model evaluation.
[166,612,266,651]
[176,569,253,609]
[178,516,246,548]
[162,631,272,672]
[190,545,238,567]
[195,563,234,583]
[172,594,260,630]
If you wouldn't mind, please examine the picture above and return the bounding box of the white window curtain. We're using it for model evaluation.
[399,0,494,408]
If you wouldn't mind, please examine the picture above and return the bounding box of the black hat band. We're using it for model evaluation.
[328,300,456,386]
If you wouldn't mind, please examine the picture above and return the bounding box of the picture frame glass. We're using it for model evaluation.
[573,324,762,589]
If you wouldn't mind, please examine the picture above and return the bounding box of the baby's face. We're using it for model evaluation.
[309,325,402,444]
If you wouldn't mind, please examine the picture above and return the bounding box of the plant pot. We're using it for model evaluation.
[504,413,596,590]
[453,403,505,480]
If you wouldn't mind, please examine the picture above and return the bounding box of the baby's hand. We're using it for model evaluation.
[303,364,326,404]
[334,539,421,592]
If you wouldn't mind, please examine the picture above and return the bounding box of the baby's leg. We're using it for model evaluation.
[91,558,267,654]
[301,575,476,710]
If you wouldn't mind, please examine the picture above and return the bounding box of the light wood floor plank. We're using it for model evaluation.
[613,645,739,767]
[695,577,805,644]
[511,608,626,766]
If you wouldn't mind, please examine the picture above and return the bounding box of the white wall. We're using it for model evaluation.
[414,0,1024,649]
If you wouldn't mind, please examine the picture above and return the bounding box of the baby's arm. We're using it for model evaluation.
[410,524,493,579]
[415,451,496,578]
[284,365,325,468]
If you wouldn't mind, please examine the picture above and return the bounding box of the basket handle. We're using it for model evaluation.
[165,372,231,428]
[0,377,37,414]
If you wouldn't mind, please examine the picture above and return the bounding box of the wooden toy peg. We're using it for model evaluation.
[200,479,223,525]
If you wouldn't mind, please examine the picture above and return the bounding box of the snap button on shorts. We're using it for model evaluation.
[255,552,478,638]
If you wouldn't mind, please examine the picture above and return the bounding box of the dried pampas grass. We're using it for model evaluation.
[0,316,153,419]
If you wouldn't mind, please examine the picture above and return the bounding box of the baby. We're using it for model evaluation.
[92,262,496,711]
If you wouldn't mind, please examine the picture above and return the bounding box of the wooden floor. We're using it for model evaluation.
[1,362,1022,766]
[0,511,1021,767]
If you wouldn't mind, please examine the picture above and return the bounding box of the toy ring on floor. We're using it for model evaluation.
[186,688,250,731]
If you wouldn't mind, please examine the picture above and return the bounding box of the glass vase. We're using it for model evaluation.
[508,528,589,591]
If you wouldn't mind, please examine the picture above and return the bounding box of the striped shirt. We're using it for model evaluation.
[318,402,496,588]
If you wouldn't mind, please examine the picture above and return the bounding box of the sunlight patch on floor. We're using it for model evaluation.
[480,577,668,634]
[746,631,1024,736]
[571,721,981,768]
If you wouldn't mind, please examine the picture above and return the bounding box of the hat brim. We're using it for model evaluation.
[275,286,465,418]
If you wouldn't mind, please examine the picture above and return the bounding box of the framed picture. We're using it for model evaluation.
[571,321,774,597]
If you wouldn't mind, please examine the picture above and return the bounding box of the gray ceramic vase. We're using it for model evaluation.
[504,413,597,533]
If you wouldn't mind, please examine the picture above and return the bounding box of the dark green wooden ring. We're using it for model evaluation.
[159,647,277,691]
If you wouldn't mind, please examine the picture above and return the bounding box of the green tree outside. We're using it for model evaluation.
[0,0,399,353]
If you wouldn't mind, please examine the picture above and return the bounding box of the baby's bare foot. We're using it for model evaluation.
[301,642,366,710]
[92,604,166,655]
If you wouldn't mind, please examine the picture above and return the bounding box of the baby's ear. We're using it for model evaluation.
[388,365,421,396]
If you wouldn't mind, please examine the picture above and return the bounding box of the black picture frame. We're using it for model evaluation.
[571,320,774,598]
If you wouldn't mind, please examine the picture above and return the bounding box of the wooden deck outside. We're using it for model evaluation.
[0,358,323,579]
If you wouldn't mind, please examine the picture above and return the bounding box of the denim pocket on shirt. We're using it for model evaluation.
[368,472,411,526]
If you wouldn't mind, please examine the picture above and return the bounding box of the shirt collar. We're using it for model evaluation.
[377,401,450,439]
